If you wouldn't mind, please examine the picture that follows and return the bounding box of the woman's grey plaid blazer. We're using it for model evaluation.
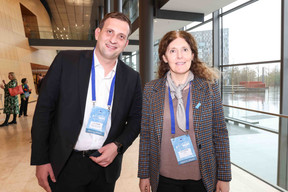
[138,75,231,192]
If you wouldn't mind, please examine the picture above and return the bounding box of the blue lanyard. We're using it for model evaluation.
[91,53,116,110]
[168,84,191,134]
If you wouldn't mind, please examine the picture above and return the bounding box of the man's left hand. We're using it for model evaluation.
[89,143,118,167]
[216,180,230,192]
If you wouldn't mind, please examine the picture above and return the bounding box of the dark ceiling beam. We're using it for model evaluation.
[122,52,132,55]
[29,39,96,47]
[155,9,204,22]
[128,40,139,45]
[155,0,169,9]
[28,39,139,48]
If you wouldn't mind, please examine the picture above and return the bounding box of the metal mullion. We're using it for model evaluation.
[219,60,281,68]
[219,0,259,17]
[278,0,288,189]
[185,18,212,32]
[223,104,288,119]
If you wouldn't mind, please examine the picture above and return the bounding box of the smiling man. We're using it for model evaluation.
[31,12,142,192]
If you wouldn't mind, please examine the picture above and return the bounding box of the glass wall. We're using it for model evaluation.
[123,0,139,23]
[220,0,282,187]
[188,22,213,66]
[222,63,281,113]
[222,0,281,65]
[180,0,286,189]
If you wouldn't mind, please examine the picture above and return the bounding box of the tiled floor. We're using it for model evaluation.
[0,102,283,192]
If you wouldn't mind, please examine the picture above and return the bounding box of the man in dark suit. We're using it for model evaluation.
[31,12,142,192]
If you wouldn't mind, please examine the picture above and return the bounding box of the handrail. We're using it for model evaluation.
[0,100,37,112]
[223,104,288,118]
[225,116,278,134]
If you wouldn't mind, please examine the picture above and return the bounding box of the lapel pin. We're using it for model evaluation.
[195,103,201,109]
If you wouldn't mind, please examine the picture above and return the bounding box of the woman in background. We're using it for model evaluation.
[0,72,19,126]
[138,31,231,192]
[19,78,31,117]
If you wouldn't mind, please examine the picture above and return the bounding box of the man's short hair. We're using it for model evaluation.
[98,12,132,36]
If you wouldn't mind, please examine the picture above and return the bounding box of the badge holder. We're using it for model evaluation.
[168,83,197,165]
[86,103,110,136]
[171,134,197,165]
[85,52,116,137]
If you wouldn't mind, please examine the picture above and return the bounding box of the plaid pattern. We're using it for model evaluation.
[138,76,231,192]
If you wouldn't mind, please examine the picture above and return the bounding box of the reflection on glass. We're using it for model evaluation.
[222,63,280,114]
[224,106,279,132]
[132,53,137,71]
[123,0,139,23]
[226,112,279,185]
[189,22,213,66]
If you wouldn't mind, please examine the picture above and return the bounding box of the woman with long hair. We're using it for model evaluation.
[138,31,231,192]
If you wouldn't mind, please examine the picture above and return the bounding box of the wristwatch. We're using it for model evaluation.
[113,141,123,153]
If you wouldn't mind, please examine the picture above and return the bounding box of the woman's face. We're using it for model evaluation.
[8,74,13,80]
[162,37,194,77]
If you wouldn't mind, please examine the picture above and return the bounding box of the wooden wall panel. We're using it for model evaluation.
[0,0,57,107]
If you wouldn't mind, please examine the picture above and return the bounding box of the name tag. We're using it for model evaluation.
[171,134,197,165]
[86,106,110,136]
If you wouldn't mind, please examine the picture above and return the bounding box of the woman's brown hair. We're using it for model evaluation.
[158,31,219,82]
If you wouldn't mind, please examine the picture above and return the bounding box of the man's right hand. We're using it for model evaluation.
[36,163,56,192]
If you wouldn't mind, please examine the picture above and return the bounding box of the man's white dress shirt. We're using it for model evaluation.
[74,53,117,150]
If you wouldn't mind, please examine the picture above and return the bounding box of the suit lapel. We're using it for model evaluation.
[78,51,93,119]
[104,61,127,144]
[111,61,125,121]
[191,77,208,139]
[151,78,166,145]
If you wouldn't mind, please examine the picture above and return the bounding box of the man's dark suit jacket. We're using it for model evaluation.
[31,50,142,183]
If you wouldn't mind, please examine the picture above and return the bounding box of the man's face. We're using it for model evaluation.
[95,18,129,62]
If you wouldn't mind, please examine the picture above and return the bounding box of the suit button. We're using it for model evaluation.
[198,144,202,149]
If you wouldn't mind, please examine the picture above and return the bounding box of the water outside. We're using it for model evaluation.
[223,86,280,186]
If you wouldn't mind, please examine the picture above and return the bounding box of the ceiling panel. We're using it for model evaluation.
[38,0,237,51]
[161,0,237,15]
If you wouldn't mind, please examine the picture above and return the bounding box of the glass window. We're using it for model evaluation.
[123,0,139,23]
[222,0,250,13]
[189,22,213,66]
[222,0,281,64]
[184,13,212,31]
[226,106,279,185]
[132,52,137,71]
[222,63,280,114]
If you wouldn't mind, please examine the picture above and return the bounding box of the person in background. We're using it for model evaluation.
[19,78,31,117]
[0,72,19,126]
[36,73,43,94]
[31,12,142,192]
[138,30,231,192]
